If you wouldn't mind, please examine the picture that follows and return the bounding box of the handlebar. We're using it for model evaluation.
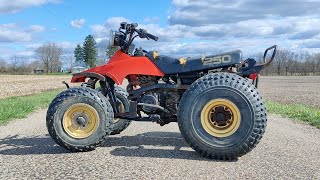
[135,28,158,41]
[145,32,158,41]
[114,22,159,52]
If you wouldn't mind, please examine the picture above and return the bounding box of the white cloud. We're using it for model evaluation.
[169,0,320,26]
[90,14,320,57]
[0,24,32,42]
[141,0,320,55]
[29,25,46,32]
[0,40,78,61]
[0,0,62,14]
[26,43,42,49]
[58,41,77,49]
[70,18,86,29]
[17,50,34,56]
[91,24,108,38]
[91,17,129,38]
[3,0,320,61]
[144,17,160,23]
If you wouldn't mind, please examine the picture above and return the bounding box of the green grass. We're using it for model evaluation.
[266,101,320,128]
[0,90,62,125]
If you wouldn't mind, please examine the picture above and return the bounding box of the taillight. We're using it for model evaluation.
[249,73,258,80]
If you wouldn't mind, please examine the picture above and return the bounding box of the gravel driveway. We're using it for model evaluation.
[0,109,319,179]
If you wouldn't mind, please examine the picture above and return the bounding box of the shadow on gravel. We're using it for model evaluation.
[0,135,69,155]
[103,131,238,162]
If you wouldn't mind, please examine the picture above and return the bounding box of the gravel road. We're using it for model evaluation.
[0,109,319,179]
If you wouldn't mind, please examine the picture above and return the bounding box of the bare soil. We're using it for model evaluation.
[0,75,71,99]
[259,76,320,108]
[1,75,319,108]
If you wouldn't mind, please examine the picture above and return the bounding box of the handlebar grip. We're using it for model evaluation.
[146,33,158,41]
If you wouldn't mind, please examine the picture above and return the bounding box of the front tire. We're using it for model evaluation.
[46,87,114,152]
[178,73,267,160]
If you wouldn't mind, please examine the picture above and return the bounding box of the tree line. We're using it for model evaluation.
[0,34,111,74]
[257,48,320,76]
[1,41,320,76]
[0,43,62,74]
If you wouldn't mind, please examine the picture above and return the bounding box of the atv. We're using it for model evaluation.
[47,22,277,160]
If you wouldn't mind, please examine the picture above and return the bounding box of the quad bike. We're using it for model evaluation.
[46,22,277,160]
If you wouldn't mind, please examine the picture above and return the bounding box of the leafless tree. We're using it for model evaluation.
[314,53,320,75]
[7,56,32,74]
[10,56,21,70]
[0,59,7,68]
[0,59,7,74]
[246,47,320,76]
[67,55,75,72]
[35,43,62,73]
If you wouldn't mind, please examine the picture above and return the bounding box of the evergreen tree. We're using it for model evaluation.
[74,44,84,62]
[83,35,97,68]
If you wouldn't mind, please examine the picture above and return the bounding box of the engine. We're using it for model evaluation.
[138,75,157,87]
[138,91,179,117]
[139,92,160,113]
[128,75,180,122]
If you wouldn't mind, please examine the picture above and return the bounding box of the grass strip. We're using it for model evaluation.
[266,100,320,128]
[0,89,62,125]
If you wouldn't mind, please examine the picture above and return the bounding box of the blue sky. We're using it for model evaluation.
[1,0,320,63]
[1,0,171,42]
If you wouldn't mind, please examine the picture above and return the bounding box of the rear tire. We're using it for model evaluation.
[178,73,267,160]
[46,87,114,152]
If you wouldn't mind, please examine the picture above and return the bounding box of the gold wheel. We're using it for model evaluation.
[201,99,241,137]
[62,103,99,139]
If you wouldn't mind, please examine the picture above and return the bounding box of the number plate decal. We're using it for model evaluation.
[203,55,232,65]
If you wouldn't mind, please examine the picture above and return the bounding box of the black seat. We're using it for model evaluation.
[147,50,242,74]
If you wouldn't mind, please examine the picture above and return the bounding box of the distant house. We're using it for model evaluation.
[60,67,68,73]
[72,61,89,73]
[33,68,45,74]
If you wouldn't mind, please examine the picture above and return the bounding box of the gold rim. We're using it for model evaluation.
[201,99,241,138]
[62,103,99,139]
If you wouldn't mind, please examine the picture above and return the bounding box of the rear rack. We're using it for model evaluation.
[237,45,277,76]
[262,45,277,68]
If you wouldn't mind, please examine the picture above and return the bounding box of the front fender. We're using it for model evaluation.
[71,51,164,85]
